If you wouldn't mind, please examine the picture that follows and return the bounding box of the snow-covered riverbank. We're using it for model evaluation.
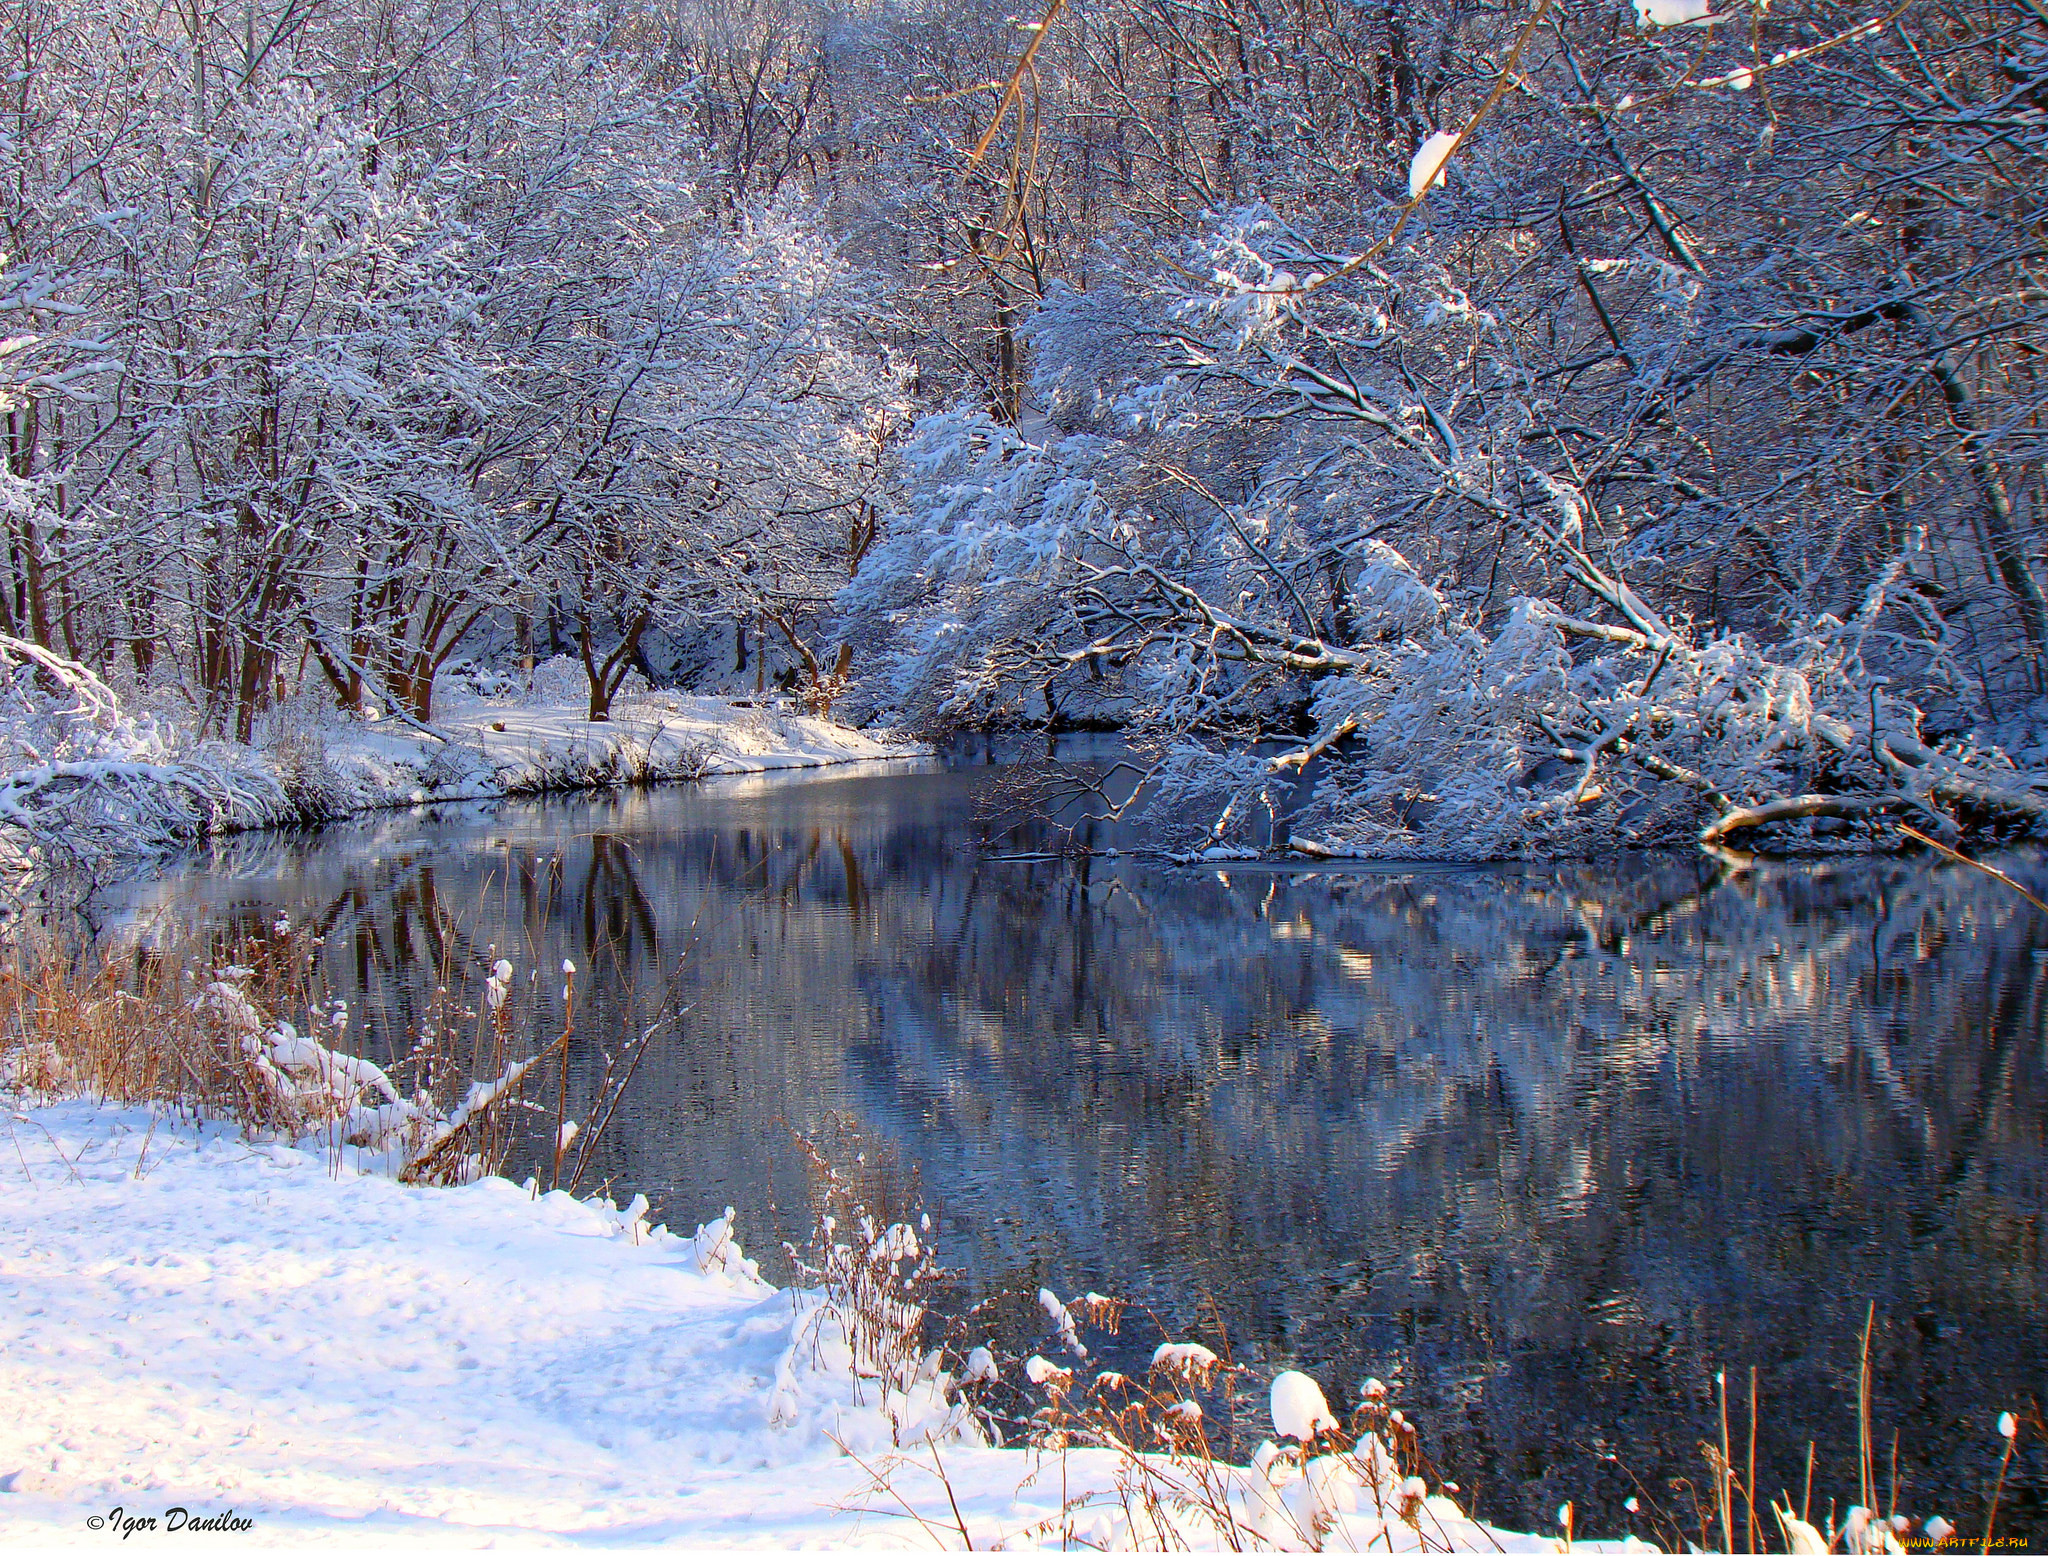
[0,1101,1602,1552]
[292,688,924,814]
[0,634,924,894]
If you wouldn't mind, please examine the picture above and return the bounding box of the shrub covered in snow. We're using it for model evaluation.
[0,637,286,897]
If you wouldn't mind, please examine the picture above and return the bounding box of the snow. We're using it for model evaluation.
[1038,1285,1089,1358]
[0,633,925,901]
[0,1100,964,1549]
[0,635,283,886]
[0,1101,1636,1551]
[1270,1370,1338,1440]
[1634,0,1715,25]
[1152,1341,1222,1380]
[1022,1354,1072,1387]
[1777,1523,1826,1556]
[297,688,923,817]
[1407,131,1459,199]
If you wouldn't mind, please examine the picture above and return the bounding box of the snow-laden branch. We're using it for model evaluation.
[854,195,2048,858]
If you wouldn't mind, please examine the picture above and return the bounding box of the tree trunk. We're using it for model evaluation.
[578,618,612,721]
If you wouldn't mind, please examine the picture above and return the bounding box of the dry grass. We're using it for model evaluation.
[0,918,575,1185]
[998,1313,1481,1551]
[1582,1320,2039,1555]
[786,1123,958,1416]
[786,1132,1488,1550]
[871,1256,2042,1553]
[0,925,310,1127]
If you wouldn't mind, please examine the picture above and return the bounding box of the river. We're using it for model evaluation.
[102,751,2047,1541]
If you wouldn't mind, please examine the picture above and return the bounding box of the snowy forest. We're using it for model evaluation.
[6,0,2048,863]
[5,2,2048,1543]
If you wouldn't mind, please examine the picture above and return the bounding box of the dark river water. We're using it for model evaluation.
[102,753,2046,1544]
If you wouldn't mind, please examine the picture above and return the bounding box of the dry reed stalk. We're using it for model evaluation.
[1859,1301,1876,1519]
[550,960,575,1190]
[1898,825,2048,915]
[1982,1416,2019,1556]
[1887,1429,1899,1528]
[1747,1366,1760,1553]
[828,1430,982,1549]
[1720,1371,1736,1554]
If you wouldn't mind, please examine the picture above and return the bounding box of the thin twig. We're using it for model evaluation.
[961,0,1071,175]
[1898,825,2048,915]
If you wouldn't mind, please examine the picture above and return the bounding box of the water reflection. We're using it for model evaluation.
[107,761,2047,1540]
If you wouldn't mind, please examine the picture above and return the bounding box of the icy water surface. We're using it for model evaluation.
[110,754,2046,1541]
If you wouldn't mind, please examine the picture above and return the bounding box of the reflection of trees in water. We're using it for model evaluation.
[108,785,2046,1538]
[870,854,2045,1532]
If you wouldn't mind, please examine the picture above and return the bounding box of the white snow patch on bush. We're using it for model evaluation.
[1409,130,1460,198]
[1271,1369,1338,1439]
[1635,0,1714,25]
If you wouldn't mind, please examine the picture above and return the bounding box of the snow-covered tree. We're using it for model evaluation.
[856,90,2048,853]
[3,0,2045,858]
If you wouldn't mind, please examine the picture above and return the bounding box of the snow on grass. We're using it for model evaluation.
[0,1101,1611,1551]
[0,1100,962,1548]
[1270,1371,1339,1442]
[1634,0,1715,24]
[0,636,287,890]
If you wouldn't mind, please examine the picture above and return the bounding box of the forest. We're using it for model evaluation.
[5,5,2046,1541]
[5,0,2048,861]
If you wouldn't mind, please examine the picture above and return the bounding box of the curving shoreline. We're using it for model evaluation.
[0,1098,1600,1551]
